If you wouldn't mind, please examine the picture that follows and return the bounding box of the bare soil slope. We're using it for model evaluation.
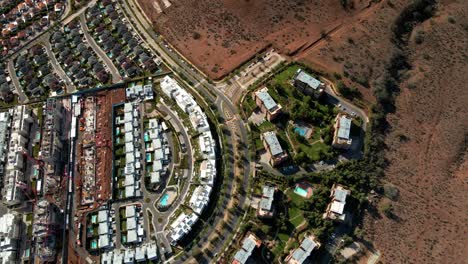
[138,0,369,79]
[304,0,468,262]
[363,2,468,262]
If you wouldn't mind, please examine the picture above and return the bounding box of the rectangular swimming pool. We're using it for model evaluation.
[294,186,308,198]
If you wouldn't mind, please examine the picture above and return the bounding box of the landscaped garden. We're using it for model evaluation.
[244,63,340,169]
[239,170,334,261]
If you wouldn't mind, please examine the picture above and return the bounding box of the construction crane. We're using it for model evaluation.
[22,151,45,168]
[15,181,36,203]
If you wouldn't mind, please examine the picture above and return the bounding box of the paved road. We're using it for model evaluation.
[62,0,98,25]
[322,78,369,130]
[43,36,77,93]
[6,59,28,103]
[120,1,251,262]
[79,14,122,84]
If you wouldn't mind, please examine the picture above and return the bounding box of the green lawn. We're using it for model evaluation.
[257,121,275,132]
[299,141,333,161]
[290,214,305,228]
[288,207,302,219]
[287,188,305,207]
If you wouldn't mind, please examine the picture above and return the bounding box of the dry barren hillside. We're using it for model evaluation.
[363,1,468,262]
[139,0,468,263]
[300,0,468,262]
[137,0,371,79]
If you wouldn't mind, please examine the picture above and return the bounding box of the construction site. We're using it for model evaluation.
[68,88,126,263]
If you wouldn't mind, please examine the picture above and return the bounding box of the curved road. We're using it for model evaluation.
[79,14,122,84]
[118,1,252,262]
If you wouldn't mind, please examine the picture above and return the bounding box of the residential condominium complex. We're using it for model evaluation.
[168,212,198,245]
[332,113,353,149]
[1,105,34,206]
[253,87,282,121]
[96,207,114,250]
[257,185,276,218]
[144,118,170,188]
[122,102,143,199]
[261,131,288,166]
[161,76,217,245]
[293,69,325,98]
[100,242,158,264]
[0,213,22,264]
[285,235,321,264]
[232,233,262,264]
[323,184,351,221]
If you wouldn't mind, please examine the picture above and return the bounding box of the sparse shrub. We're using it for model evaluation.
[407,82,417,89]
[379,200,393,217]
[414,30,425,44]
[333,72,342,80]
[447,16,456,24]
[383,184,399,201]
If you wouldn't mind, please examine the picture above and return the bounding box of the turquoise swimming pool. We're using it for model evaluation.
[159,194,169,206]
[294,126,308,137]
[144,133,150,142]
[146,153,152,162]
[294,186,308,197]
[90,239,98,249]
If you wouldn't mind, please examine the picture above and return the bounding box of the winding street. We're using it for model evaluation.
[43,37,77,93]
[6,60,28,103]
[79,14,122,84]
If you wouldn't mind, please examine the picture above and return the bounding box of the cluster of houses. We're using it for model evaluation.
[113,85,154,200]
[253,68,353,167]
[121,204,145,245]
[0,105,35,207]
[231,231,322,264]
[86,0,160,78]
[160,76,217,245]
[0,64,14,103]
[50,21,110,88]
[101,242,158,264]
[115,101,143,199]
[14,44,64,98]
[0,0,65,55]
[88,206,115,250]
[144,118,170,189]
[239,183,350,263]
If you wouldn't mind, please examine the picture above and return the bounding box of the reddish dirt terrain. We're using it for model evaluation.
[140,0,468,262]
[297,0,410,103]
[300,0,468,262]
[363,2,468,262]
[138,0,370,79]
